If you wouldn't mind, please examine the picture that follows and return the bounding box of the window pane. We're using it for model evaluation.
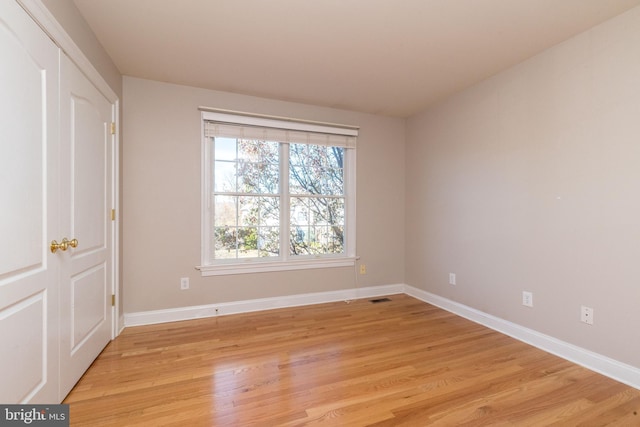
[307,197,344,225]
[237,139,262,161]
[238,159,279,193]
[330,225,345,253]
[237,227,258,258]
[288,143,307,167]
[290,197,309,226]
[214,226,237,259]
[324,167,344,195]
[325,146,344,169]
[214,160,236,192]
[259,197,280,226]
[238,196,280,227]
[236,139,279,194]
[289,166,304,194]
[258,227,279,257]
[238,196,259,227]
[290,226,309,255]
[289,196,344,255]
[289,144,343,195]
[214,195,236,227]
[239,139,279,162]
[214,137,237,161]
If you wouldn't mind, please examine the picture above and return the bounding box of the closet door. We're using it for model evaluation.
[59,54,114,398]
[0,0,61,403]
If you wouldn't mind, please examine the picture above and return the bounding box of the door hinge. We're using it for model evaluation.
[111,209,116,221]
[110,122,116,135]
[111,294,116,306]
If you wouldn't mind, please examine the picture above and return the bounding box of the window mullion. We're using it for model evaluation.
[280,143,290,261]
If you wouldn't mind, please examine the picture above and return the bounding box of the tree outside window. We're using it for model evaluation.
[211,138,345,261]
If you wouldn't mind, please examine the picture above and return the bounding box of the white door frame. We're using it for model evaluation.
[18,0,122,337]
[111,100,121,337]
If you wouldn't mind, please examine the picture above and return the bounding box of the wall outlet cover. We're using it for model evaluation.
[581,306,594,325]
[522,291,533,307]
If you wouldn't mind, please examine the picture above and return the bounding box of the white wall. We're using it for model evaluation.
[123,77,405,313]
[41,0,121,97]
[406,6,640,368]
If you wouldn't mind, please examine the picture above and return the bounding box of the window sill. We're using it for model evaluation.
[197,257,357,276]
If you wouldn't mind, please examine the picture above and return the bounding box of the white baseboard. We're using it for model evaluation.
[404,284,640,390]
[124,283,404,327]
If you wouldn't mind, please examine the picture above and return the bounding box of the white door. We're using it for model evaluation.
[0,0,61,404]
[58,54,114,398]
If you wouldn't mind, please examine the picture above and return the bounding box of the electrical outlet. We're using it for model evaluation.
[522,291,533,307]
[580,306,594,325]
[449,273,456,285]
[360,264,366,274]
[180,277,189,290]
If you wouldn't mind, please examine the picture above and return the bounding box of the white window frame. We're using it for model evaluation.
[197,108,358,276]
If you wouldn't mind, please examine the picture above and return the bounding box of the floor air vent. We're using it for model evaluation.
[370,298,391,303]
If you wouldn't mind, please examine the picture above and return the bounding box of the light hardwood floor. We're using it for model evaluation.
[64,294,640,426]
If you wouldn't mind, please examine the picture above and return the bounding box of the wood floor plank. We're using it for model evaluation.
[64,294,640,426]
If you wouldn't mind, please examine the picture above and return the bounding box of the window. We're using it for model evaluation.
[199,109,358,276]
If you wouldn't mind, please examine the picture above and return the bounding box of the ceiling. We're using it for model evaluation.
[73,0,640,117]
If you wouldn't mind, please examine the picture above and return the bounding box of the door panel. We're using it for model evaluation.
[72,96,107,251]
[59,54,113,398]
[0,0,60,403]
[71,263,107,353]
[0,293,46,402]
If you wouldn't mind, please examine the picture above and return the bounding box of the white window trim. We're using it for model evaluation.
[197,108,358,276]
[198,257,358,277]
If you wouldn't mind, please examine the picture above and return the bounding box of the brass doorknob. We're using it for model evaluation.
[51,239,67,253]
[50,238,78,253]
